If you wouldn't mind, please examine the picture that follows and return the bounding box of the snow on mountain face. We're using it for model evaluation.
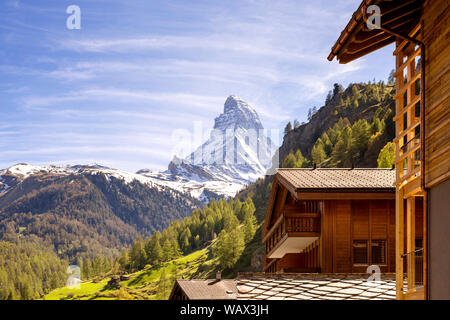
[0,163,157,187]
[182,95,276,180]
[0,96,277,203]
[143,95,277,201]
[214,95,263,131]
[0,163,242,203]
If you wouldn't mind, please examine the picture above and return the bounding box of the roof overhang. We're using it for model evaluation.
[328,0,424,64]
[296,189,395,200]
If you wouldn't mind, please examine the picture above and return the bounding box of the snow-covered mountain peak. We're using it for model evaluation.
[146,96,277,201]
[214,95,263,131]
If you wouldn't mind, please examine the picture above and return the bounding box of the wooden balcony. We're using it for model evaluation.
[263,212,320,259]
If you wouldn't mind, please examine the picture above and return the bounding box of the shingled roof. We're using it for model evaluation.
[171,279,237,300]
[276,168,396,191]
[169,273,397,300]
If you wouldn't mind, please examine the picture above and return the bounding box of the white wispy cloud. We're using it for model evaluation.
[1,0,394,171]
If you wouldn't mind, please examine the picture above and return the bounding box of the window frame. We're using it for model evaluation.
[371,239,388,266]
[352,240,369,266]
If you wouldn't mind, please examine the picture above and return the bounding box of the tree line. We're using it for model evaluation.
[0,238,67,300]
[115,197,258,273]
[282,82,396,169]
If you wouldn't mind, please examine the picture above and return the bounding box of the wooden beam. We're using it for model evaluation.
[406,197,416,290]
[423,192,427,299]
[262,177,279,240]
[396,187,405,299]
[338,37,395,64]
[393,95,420,121]
[352,15,419,46]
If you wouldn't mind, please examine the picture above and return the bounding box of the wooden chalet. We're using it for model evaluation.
[328,0,449,299]
[263,168,398,274]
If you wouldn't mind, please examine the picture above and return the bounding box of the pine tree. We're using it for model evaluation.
[331,126,352,167]
[82,258,92,279]
[284,122,292,135]
[243,209,257,244]
[294,149,305,167]
[321,132,333,155]
[311,139,327,166]
[213,229,245,269]
[349,119,371,163]
[162,239,172,261]
[152,240,163,264]
[377,142,396,168]
[282,153,296,168]
[118,250,130,272]
[130,237,147,270]
[171,238,182,258]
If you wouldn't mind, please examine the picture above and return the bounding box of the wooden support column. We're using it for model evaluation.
[423,192,427,298]
[396,188,405,299]
[406,197,416,290]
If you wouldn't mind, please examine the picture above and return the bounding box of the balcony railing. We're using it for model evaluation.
[264,213,321,256]
[400,135,420,154]
[402,247,424,293]
[263,258,278,273]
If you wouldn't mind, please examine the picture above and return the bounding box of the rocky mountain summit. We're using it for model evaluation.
[143,95,277,201]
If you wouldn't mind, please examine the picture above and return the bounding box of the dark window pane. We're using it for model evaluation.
[415,101,420,118]
[371,240,386,265]
[415,79,421,96]
[353,240,368,265]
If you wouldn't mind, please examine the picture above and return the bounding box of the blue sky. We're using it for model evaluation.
[0,0,396,172]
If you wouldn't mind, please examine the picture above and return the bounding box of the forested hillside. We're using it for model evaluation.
[112,197,258,276]
[279,80,396,169]
[0,172,203,261]
[43,197,260,300]
[0,238,67,300]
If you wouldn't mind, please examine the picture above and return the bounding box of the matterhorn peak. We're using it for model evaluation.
[136,95,277,202]
[214,95,263,131]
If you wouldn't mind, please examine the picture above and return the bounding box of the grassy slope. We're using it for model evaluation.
[43,245,220,300]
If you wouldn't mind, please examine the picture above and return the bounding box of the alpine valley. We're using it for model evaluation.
[0,96,276,260]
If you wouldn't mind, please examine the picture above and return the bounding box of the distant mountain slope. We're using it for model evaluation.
[276,82,395,168]
[0,164,203,260]
[142,95,277,201]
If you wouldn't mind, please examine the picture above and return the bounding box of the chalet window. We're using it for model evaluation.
[353,240,368,265]
[414,101,421,118]
[371,240,387,265]
[415,125,420,138]
[414,78,421,96]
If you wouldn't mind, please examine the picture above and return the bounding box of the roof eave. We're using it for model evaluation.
[328,0,375,62]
